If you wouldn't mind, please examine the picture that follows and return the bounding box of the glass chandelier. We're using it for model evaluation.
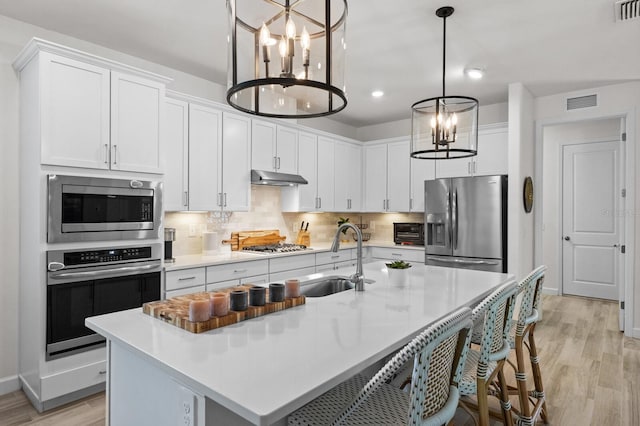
[226,0,348,119]
[410,6,478,159]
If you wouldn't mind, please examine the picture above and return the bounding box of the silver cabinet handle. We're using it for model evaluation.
[391,252,403,257]
[217,193,222,207]
[224,193,227,207]
[318,197,321,209]
[331,255,340,259]
[277,157,281,170]
[104,144,109,164]
[273,156,277,170]
[426,256,498,265]
[233,269,248,273]
[98,370,107,375]
[178,276,196,281]
[183,191,188,207]
[410,198,413,210]
[112,145,117,165]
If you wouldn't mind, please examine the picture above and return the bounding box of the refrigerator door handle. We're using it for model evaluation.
[452,189,458,251]
[426,257,499,266]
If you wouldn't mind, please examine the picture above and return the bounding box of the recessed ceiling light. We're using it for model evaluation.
[465,67,484,79]
[371,90,384,98]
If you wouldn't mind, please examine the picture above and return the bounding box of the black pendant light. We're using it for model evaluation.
[226,0,348,119]
[410,6,479,159]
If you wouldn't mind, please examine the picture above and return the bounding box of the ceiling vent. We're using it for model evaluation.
[566,94,598,111]
[615,0,639,21]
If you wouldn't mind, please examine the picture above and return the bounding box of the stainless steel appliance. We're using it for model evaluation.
[425,175,507,272]
[47,174,162,243]
[393,222,424,246]
[241,243,310,254]
[46,243,162,359]
[164,227,176,263]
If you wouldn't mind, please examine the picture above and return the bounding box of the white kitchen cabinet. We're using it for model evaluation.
[316,249,351,268]
[188,102,222,211]
[251,120,298,175]
[222,112,251,211]
[206,259,269,285]
[334,141,362,211]
[363,140,410,212]
[316,136,336,211]
[163,98,189,211]
[165,285,206,299]
[21,47,168,173]
[164,267,206,299]
[370,247,425,263]
[435,124,508,178]
[269,267,316,282]
[410,157,436,212]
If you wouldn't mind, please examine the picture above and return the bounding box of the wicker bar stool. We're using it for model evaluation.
[458,280,518,426]
[288,306,474,426]
[506,266,548,425]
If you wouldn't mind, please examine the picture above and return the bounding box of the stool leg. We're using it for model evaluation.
[528,324,548,423]
[477,376,491,426]
[497,366,514,426]
[514,333,533,425]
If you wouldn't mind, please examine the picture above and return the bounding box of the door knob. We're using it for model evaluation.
[564,236,570,241]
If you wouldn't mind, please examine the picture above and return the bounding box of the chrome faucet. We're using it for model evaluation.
[331,223,365,291]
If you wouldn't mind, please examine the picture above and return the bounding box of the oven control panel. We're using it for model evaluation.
[63,246,152,266]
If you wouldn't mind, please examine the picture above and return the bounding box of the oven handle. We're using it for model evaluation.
[48,264,159,280]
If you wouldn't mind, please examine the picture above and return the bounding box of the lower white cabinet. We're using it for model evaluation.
[165,286,206,299]
[370,247,425,263]
[206,260,269,286]
[40,359,107,401]
[165,267,206,297]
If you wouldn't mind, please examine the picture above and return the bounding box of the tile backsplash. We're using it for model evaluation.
[165,186,423,256]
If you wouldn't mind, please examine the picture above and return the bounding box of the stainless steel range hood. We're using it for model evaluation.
[251,169,308,186]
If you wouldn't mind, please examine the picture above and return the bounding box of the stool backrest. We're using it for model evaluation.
[515,266,547,334]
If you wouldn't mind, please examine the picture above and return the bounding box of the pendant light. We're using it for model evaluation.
[226,0,348,119]
[410,6,479,159]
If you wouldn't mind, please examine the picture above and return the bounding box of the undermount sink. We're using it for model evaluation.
[300,276,375,297]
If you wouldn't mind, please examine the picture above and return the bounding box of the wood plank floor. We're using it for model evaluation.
[1,294,638,425]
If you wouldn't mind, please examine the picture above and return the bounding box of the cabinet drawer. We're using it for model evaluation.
[165,268,206,291]
[371,247,424,263]
[206,260,269,283]
[316,250,351,265]
[240,274,269,286]
[270,266,316,282]
[41,359,106,401]
[165,285,206,299]
[270,253,315,273]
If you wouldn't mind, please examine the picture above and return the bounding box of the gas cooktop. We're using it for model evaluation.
[242,243,311,254]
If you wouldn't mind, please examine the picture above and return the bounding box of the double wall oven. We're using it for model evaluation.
[46,175,163,360]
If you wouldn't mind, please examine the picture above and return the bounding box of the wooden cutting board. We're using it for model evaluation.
[142,285,305,333]
[221,230,286,251]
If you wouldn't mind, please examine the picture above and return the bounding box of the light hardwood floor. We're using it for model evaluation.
[1,294,638,425]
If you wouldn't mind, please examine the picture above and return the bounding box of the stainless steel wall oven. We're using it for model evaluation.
[47,174,162,243]
[46,243,162,360]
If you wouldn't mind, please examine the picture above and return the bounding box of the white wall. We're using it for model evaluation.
[541,119,621,294]
[534,82,640,338]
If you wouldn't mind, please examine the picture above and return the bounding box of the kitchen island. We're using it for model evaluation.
[86,262,513,426]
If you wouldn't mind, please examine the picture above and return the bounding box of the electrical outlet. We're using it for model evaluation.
[369,221,376,231]
[179,386,195,426]
[188,224,197,237]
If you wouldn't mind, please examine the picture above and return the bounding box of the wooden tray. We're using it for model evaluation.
[142,285,305,333]
[221,230,286,251]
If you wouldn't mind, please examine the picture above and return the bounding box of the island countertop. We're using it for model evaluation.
[86,262,513,425]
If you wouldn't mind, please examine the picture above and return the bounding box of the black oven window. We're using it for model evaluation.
[62,193,153,223]
[47,282,94,344]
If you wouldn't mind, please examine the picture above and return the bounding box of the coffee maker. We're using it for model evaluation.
[164,228,176,263]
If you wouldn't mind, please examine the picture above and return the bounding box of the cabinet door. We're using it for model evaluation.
[475,127,508,176]
[164,98,189,211]
[276,126,298,174]
[222,112,251,211]
[410,157,436,211]
[333,141,351,211]
[251,119,276,172]
[363,144,387,212]
[387,141,411,212]
[40,53,110,169]
[347,143,363,211]
[188,103,222,211]
[297,131,318,211]
[110,71,164,173]
[316,136,335,212]
[435,157,471,178]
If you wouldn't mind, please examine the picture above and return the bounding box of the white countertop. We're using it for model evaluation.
[87,262,512,425]
[164,242,424,271]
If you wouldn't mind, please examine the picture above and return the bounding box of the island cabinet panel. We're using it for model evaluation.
[370,247,425,263]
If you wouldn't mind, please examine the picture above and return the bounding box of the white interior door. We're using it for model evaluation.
[562,141,621,301]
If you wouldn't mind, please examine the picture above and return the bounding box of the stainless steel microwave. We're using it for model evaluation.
[47,174,162,243]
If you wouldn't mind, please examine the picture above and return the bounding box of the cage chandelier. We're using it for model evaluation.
[226,0,348,119]
[410,6,479,159]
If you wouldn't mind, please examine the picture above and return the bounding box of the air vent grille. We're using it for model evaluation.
[566,94,598,111]
[615,0,639,21]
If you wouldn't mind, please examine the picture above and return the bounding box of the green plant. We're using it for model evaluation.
[337,217,349,234]
[385,260,412,269]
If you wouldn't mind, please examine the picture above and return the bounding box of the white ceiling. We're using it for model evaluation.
[0,0,638,127]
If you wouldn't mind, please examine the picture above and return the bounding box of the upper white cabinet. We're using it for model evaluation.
[435,124,508,178]
[14,41,169,174]
[316,136,335,212]
[363,140,410,212]
[410,158,436,212]
[164,93,250,212]
[334,141,362,211]
[251,120,298,175]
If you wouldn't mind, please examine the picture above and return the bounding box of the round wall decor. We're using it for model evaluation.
[523,176,533,213]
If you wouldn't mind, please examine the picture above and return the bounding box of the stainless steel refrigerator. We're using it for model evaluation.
[425,175,507,273]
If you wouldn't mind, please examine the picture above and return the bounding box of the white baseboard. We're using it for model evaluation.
[633,328,640,339]
[0,375,20,396]
[542,286,559,295]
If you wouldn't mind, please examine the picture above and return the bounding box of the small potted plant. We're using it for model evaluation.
[385,260,412,287]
